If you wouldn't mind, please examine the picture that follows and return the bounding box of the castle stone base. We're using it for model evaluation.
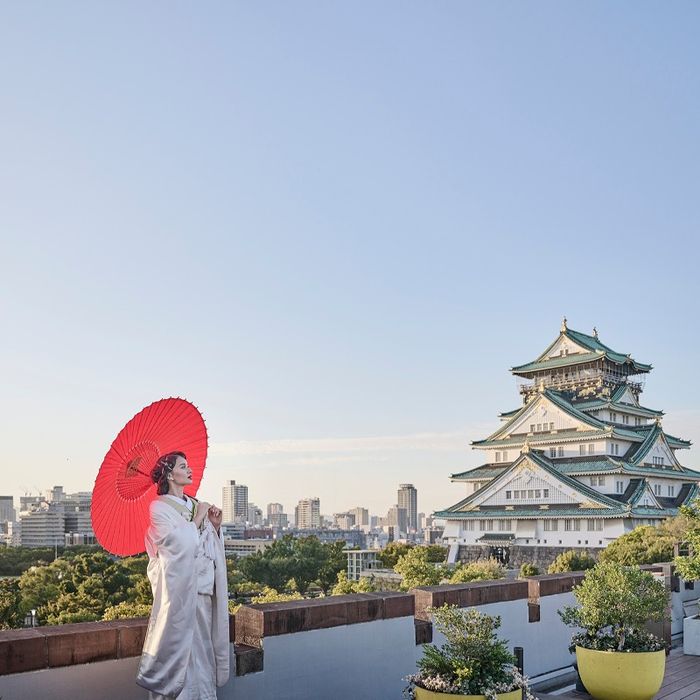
[456,544,603,572]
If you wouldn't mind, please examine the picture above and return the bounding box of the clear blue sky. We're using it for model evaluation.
[2,2,699,518]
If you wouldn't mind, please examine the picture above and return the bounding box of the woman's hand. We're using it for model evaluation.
[208,505,222,533]
[193,501,211,529]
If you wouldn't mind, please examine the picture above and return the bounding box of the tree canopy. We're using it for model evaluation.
[237,534,346,594]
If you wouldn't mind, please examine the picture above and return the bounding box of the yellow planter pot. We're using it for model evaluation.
[575,646,666,700]
[415,688,522,700]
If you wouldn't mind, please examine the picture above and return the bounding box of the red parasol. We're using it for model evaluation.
[91,397,208,556]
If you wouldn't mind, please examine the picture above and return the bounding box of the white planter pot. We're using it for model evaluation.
[683,615,700,655]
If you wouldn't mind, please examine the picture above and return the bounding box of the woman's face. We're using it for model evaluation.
[169,456,193,487]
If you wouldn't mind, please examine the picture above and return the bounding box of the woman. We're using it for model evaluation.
[136,451,230,699]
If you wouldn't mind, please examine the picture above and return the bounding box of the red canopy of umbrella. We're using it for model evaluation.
[91,397,208,556]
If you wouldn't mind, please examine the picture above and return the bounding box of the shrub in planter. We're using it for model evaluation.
[404,605,534,699]
[558,561,669,700]
[674,498,700,655]
[674,499,700,581]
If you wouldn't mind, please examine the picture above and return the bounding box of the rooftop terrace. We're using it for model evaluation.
[0,565,697,699]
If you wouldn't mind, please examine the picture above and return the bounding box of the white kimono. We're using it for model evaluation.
[136,495,230,699]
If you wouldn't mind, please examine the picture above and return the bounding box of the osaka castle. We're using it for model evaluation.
[436,319,700,568]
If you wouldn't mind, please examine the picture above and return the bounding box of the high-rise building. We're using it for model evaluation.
[348,507,369,529]
[222,480,249,523]
[46,486,65,503]
[20,495,44,513]
[0,496,15,522]
[63,492,94,544]
[437,320,700,567]
[266,503,288,529]
[19,487,94,548]
[398,484,418,532]
[19,501,65,548]
[333,512,356,530]
[386,504,407,534]
[247,503,263,527]
[295,497,321,529]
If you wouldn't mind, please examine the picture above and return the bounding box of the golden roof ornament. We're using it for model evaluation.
[538,378,546,393]
[561,316,568,333]
[521,440,531,454]
[593,326,598,339]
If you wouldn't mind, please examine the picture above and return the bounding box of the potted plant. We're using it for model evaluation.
[404,605,534,700]
[674,498,700,655]
[559,560,669,700]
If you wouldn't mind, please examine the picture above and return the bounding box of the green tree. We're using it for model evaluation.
[675,499,700,580]
[250,586,304,604]
[103,601,152,620]
[316,540,347,594]
[238,535,347,595]
[449,558,505,583]
[394,547,445,590]
[0,579,25,629]
[18,551,140,625]
[18,558,72,612]
[377,542,413,568]
[599,525,675,565]
[0,547,56,576]
[331,571,375,595]
[425,545,448,563]
[519,563,539,577]
[547,550,596,574]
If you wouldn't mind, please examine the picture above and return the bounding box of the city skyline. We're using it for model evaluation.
[3,4,700,518]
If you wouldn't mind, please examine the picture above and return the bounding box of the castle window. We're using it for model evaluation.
[536,423,542,432]
[495,452,501,463]
[498,519,512,531]
[564,519,581,531]
[502,451,508,462]
[654,484,662,495]
[622,414,629,425]
[587,519,595,531]
[549,422,554,430]
[580,445,586,456]
[589,477,597,486]
[550,448,557,458]
[557,446,564,457]
[544,520,558,531]
[527,489,534,499]
[505,491,512,500]
[635,417,641,426]
[543,489,549,498]
[616,481,624,494]
[530,424,535,433]
[598,476,605,486]
[464,521,475,531]
[588,444,594,454]
[668,485,675,497]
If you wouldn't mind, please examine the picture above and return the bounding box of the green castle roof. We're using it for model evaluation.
[511,326,652,376]
[450,455,700,481]
[437,451,700,519]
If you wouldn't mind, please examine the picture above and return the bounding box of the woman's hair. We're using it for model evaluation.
[150,451,187,495]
